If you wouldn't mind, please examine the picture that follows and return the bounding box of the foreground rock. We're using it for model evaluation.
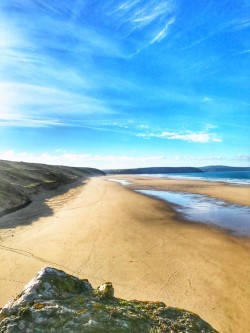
[0,268,218,333]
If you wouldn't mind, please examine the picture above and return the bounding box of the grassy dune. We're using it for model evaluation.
[0,159,104,217]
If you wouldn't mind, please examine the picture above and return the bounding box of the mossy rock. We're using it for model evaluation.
[0,267,218,333]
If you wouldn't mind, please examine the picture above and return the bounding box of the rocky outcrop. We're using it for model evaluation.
[0,267,218,333]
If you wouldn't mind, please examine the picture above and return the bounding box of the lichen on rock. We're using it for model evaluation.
[0,267,218,333]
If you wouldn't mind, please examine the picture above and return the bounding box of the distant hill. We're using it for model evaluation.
[0,159,105,217]
[105,167,203,175]
[201,165,250,172]
[105,165,250,175]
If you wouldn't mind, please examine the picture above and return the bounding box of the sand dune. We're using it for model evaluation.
[0,176,249,333]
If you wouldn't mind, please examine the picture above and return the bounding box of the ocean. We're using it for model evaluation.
[143,171,250,185]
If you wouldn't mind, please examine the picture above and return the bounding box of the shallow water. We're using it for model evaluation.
[107,179,132,186]
[136,190,250,236]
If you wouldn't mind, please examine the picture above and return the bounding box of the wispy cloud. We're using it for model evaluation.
[150,17,175,44]
[202,96,214,103]
[0,1,178,129]
[137,130,222,143]
[179,154,250,162]
[0,0,249,166]
[106,0,177,50]
[0,115,64,128]
[0,82,116,127]
[110,0,176,28]
[205,124,217,130]
[230,18,250,31]
[237,49,250,55]
[0,0,177,63]
[236,154,250,161]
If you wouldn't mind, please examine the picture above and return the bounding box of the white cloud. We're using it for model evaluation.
[1,150,249,169]
[163,132,211,142]
[211,138,222,143]
[178,154,250,163]
[238,49,250,55]
[132,3,173,25]
[150,17,175,44]
[202,96,213,103]
[205,124,217,130]
[138,124,149,129]
[112,0,175,27]
[116,0,141,12]
[233,19,250,30]
[236,154,250,161]
[136,130,222,143]
[0,150,166,169]
[183,155,225,161]
[107,0,177,50]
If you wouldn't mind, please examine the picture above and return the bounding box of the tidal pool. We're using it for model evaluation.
[136,190,250,236]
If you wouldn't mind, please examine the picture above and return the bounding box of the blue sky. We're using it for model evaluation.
[0,0,249,169]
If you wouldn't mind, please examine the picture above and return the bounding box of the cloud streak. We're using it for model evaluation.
[0,1,249,167]
[0,1,178,129]
[0,82,116,127]
[137,130,222,143]
[106,0,177,50]
[150,17,175,44]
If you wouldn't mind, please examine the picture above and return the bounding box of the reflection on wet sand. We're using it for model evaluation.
[136,190,250,236]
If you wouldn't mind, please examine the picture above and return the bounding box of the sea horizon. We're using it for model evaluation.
[141,170,250,185]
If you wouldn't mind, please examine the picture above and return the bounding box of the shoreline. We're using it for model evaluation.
[112,175,250,238]
[0,176,249,332]
[130,173,250,186]
[133,189,250,239]
[109,175,250,207]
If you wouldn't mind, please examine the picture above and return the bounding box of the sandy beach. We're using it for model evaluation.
[0,176,249,333]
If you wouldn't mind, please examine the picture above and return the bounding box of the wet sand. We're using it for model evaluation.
[0,176,249,333]
[120,175,250,206]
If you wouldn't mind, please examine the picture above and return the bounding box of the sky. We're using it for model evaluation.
[0,0,249,169]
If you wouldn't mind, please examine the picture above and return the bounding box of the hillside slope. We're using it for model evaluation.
[0,159,105,217]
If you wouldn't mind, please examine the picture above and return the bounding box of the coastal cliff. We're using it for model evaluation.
[0,267,218,333]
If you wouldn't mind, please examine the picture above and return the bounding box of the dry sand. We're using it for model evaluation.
[0,176,250,333]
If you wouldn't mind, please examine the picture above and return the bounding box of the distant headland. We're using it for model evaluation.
[105,165,250,174]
